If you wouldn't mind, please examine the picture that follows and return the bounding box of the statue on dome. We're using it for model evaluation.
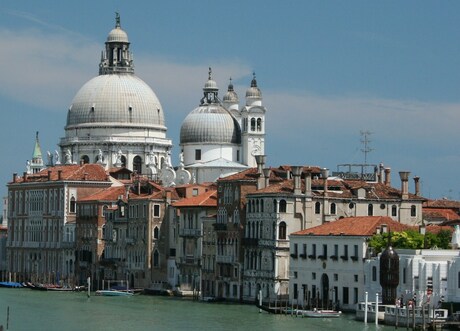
[64,149,72,165]
[114,149,123,167]
[55,150,61,165]
[179,151,184,167]
[96,149,104,164]
[47,151,54,166]
[26,160,31,174]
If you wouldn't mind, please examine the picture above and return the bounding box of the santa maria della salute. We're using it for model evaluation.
[2,14,460,321]
[56,14,266,186]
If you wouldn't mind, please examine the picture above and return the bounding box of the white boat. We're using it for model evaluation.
[95,289,134,296]
[301,309,342,318]
[355,302,386,322]
[383,305,448,326]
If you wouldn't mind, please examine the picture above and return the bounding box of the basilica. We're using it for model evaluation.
[52,14,266,186]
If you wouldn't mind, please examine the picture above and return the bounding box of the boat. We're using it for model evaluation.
[301,309,342,318]
[0,281,23,288]
[95,289,134,296]
[355,302,386,322]
[383,305,448,326]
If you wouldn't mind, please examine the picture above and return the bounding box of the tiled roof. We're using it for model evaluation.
[79,186,127,202]
[172,190,217,207]
[423,199,460,209]
[291,216,412,236]
[12,164,109,183]
[423,208,460,221]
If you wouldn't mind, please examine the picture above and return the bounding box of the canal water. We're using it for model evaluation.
[0,288,394,331]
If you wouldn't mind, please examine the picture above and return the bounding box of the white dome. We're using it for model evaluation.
[180,105,241,145]
[66,74,165,129]
[107,27,129,43]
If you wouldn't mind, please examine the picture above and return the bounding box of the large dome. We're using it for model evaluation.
[180,105,241,145]
[66,74,165,129]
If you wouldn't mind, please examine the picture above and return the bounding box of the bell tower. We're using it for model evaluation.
[241,73,266,168]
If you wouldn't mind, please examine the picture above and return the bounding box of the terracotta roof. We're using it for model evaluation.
[11,164,109,183]
[79,186,127,202]
[423,208,460,222]
[291,216,412,236]
[423,199,460,210]
[172,190,217,207]
[424,224,454,234]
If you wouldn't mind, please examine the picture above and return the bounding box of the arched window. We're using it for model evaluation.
[330,203,336,215]
[315,202,321,214]
[368,204,374,216]
[133,156,142,174]
[257,118,262,131]
[372,266,377,282]
[251,118,256,131]
[410,205,417,217]
[121,155,127,167]
[153,226,159,239]
[81,155,89,164]
[278,222,287,240]
[273,199,277,213]
[279,199,287,213]
[70,197,76,213]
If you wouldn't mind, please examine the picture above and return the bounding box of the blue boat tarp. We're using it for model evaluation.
[0,282,23,288]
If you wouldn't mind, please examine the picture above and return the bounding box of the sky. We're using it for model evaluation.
[0,1,459,206]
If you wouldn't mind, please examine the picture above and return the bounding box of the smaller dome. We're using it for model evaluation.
[204,79,218,91]
[107,27,129,43]
[223,79,239,103]
[246,73,262,99]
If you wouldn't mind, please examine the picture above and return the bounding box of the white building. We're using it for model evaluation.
[289,216,412,311]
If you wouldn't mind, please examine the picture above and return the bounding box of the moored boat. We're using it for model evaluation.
[95,289,134,296]
[301,309,342,318]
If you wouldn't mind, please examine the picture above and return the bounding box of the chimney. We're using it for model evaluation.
[23,172,27,182]
[255,155,266,174]
[379,163,385,183]
[291,166,303,195]
[384,168,391,186]
[13,173,17,183]
[58,170,62,180]
[414,176,421,196]
[48,170,52,181]
[399,171,410,199]
[304,169,312,196]
[321,168,329,196]
[263,168,271,188]
[83,173,88,181]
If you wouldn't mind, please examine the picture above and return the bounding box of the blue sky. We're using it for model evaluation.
[0,1,459,204]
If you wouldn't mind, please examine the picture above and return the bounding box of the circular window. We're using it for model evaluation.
[380,204,386,210]
[349,202,355,209]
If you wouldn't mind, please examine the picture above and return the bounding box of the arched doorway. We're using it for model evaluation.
[321,273,330,309]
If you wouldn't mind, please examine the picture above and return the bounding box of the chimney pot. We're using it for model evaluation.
[13,173,17,183]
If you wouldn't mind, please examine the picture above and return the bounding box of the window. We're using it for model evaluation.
[330,203,336,215]
[411,205,417,217]
[278,222,287,240]
[153,250,159,267]
[70,197,76,213]
[153,227,159,239]
[343,287,349,304]
[195,149,201,161]
[354,275,358,282]
[192,189,198,196]
[315,202,321,214]
[403,268,406,284]
[120,155,127,167]
[354,288,359,304]
[368,204,374,216]
[293,283,298,299]
[257,118,262,131]
[153,204,160,217]
[251,118,256,131]
[279,200,287,213]
[312,272,316,280]
[133,156,142,174]
[392,205,397,217]
[334,274,338,281]
[372,266,377,282]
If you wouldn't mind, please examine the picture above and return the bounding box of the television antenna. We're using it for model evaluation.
[360,130,373,165]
